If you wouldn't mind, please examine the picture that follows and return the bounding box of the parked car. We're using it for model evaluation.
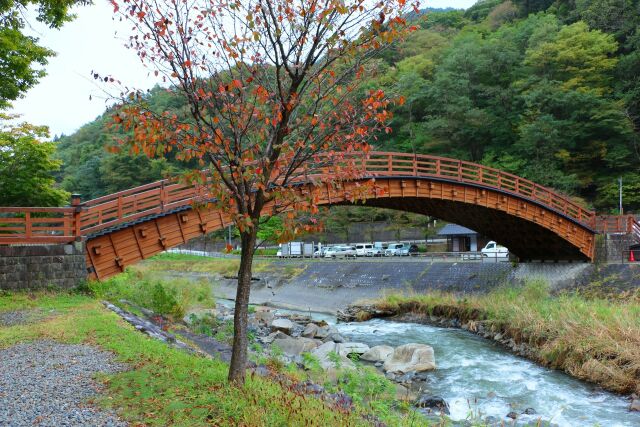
[355,243,382,257]
[408,244,420,255]
[385,243,409,256]
[324,246,357,258]
[481,241,509,259]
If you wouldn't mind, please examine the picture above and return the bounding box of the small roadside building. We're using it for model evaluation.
[437,224,488,252]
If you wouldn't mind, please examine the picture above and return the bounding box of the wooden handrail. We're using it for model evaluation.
[0,151,610,244]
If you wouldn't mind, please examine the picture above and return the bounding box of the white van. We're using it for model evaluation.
[355,243,381,257]
[481,241,509,259]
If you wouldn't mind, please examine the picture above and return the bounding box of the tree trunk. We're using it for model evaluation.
[227,227,258,384]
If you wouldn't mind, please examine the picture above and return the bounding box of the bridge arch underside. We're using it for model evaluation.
[85,177,594,281]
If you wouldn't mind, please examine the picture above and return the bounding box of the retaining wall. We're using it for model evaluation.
[0,244,86,290]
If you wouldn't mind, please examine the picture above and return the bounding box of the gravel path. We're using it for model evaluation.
[0,310,45,327]
[0,341,128,426]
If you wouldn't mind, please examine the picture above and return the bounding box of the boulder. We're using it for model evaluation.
[270,318,294,334]
[361,345,394,363]
[302,323,319,338]
[272,337,318,356]
[314,326,329,339]
[337,342,370,357]
[262,331,289,344]
[506,411,518,420]
[395,371,416,384]
[415,395,449,415]
[311,341,339,359]
[630,399,640,412]
[254,310,275,326]
[383,343,436,374]
[288,313,313,325]
[322,332,346,343]
[311,342,355,370]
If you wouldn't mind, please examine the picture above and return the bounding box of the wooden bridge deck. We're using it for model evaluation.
[1,152,638,279]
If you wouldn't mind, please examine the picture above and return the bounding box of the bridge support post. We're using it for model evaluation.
[71,194,84,242]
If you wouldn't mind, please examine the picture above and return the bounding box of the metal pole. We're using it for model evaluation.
[228,224,232,248]
[619,177,623,215]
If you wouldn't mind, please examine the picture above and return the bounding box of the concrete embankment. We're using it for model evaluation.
[164,259,640,313]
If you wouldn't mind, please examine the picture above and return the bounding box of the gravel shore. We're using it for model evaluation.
[0,340,128,427]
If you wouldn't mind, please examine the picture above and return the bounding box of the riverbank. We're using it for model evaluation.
[138,253,640,315]
[0,286,437,425]
[339,281,640,397]
[135,255,640,397]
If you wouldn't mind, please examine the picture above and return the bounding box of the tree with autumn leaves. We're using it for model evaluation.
[109,0,416,383]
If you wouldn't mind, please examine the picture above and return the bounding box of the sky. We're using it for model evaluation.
[11,0,478,137]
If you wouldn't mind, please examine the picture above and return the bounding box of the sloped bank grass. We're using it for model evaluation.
[87,269,214,320]
[372,280,640,395]
[0,291,425,426]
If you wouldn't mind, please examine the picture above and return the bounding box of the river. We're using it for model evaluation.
[262,304,639,426]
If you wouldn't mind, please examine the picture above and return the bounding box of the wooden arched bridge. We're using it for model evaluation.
[1,152,638,280]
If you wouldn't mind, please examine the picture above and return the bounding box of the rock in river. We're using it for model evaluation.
[414,395,450,415]
[336,342,370,357]
[360,345,394,363]
[302,323,319,338]
[322,332,346,343]
[383,343,436,374]
[270,318,295,334]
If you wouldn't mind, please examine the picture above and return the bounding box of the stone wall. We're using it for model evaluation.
[0,244,87,290]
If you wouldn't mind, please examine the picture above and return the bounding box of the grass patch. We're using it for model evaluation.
[134,253,244,276]
[86,269,214,320]
[133,252,306,282]
[0,291,435,426]
[372,280,640,395]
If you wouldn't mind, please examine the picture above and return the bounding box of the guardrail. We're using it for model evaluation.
[0,151,607,245]
[167,248,510,262]
[593,215,640,239]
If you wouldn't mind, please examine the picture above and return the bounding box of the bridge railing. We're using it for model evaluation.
[0,151,602,244]
[0,207,77,244]
[594,215,640,241]
[358,152,593,224]
[80,180,202,235]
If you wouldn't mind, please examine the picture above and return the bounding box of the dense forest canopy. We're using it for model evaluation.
[54,0,640,212]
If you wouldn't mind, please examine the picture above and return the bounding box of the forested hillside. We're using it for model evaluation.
[55,0,640,211]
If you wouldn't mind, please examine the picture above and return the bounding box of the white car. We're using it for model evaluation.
[385,243,409,256]
[355,243,381,257]
[481,241,509,259]
[324,246,357,258]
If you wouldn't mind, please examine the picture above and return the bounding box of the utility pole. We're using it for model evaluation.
[619,177,623,215]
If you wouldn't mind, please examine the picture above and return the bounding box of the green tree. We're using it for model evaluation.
[517,21,633,201]
[421,30,521,160]
[0,116,69,206]
[523,21,618,93]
